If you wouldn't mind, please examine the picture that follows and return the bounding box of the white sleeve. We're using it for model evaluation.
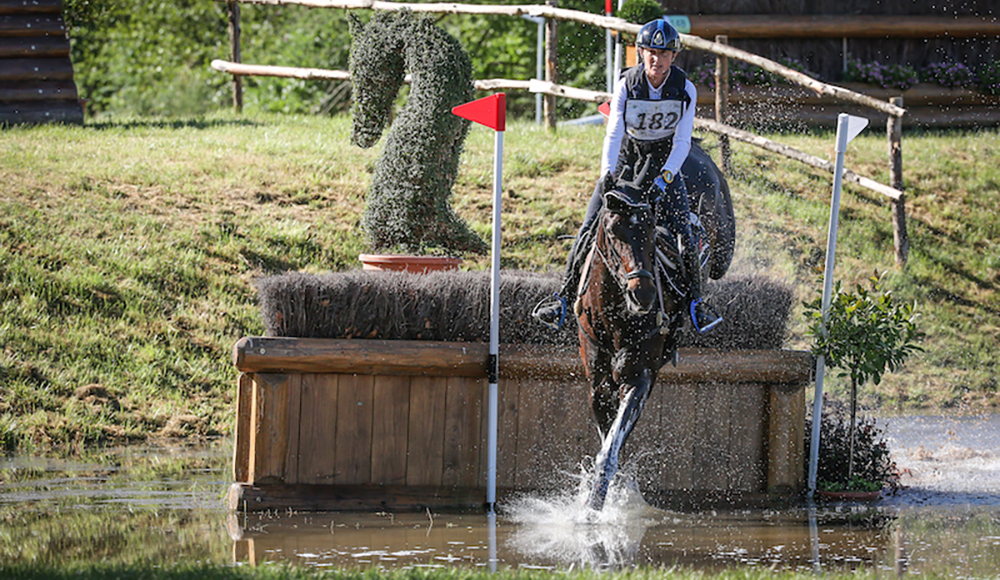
[600,79,629,177]
[661,80,697,177]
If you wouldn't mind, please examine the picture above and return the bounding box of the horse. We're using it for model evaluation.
[575,143,733,511]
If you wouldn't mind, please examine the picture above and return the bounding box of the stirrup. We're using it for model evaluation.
[690,298,722,334]
[531,293,567,331]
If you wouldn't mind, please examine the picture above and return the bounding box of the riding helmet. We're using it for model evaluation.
[635,19,681,52]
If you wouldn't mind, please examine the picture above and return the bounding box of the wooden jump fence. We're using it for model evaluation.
[229,337,812,512]
[0,0,84,125]
[212,0,933,269]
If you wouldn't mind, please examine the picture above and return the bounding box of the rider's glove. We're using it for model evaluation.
[653,170,674,192]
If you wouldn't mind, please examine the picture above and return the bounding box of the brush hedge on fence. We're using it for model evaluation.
[255,270,794,351]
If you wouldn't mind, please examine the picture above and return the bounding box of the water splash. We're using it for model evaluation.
[502,463,664,569]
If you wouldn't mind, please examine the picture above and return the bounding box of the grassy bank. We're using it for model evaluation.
[1,113,997,453]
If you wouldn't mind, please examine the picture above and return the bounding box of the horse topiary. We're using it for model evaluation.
[349,10,487,255]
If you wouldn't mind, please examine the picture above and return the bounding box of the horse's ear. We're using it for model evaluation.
[604,190,628,214]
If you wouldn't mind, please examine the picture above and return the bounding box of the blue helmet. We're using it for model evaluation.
[635,19,681,52]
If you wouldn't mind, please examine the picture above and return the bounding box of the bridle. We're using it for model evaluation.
[591,198,655,293]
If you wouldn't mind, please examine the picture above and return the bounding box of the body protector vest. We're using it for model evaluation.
[612,64,691,186]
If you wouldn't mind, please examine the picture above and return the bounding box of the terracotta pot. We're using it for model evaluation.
[816,489,882,501]
[358,254,462,274]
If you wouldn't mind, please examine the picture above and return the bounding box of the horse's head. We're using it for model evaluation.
[348,11,408,148]
[600,189,658,315]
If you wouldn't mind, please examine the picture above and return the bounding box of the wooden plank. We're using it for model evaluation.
[0,99,82,124]
[233,373,253,484]
[0,57,73,82]
[441,376,482,487]
[295,373,338,485]
[0,80,77,102]
[687,14,1000,39]
[512,378,581,489]
[0,0,65,15]
[693,382,730,491]
[495,377,520,489]
[333,373,374,484]
[233,337,488,377]
[247,373,291,485]
[767,382,806,494]
[727,384,767,493]
[0,36,69,58]
[654,382,696,490]
[405,376,445,486]
[370,374,410,485]
[632,379,664,494]
[0,15,64,36]
[283,374,303,483]
[233,338,813,384]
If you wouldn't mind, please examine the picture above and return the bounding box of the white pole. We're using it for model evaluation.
[487,127,503,510]
[536,19,544,124]
[606,29,613,93]
[808,113,867,498]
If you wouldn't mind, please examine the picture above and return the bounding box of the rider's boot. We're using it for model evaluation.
[531,246,585,331]
[532,225,594,330]
[683,238,723,333]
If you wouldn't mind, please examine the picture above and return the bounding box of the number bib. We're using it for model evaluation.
[624,99,683,142]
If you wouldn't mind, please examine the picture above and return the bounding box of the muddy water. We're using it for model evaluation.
[1,415,999,575]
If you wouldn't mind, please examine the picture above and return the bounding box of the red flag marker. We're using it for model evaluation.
[452,93,506,132]
[598,101,611,118]
[453,93,506,511]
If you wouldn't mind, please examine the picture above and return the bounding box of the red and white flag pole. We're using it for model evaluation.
[452,93,506,512]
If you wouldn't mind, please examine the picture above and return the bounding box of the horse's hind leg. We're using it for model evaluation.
[586,370,654,511]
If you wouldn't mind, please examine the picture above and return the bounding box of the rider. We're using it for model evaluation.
[532,18,722,334]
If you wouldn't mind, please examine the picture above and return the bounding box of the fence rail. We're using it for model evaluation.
[214,0,911,267]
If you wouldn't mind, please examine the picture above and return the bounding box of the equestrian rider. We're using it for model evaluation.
[532,18,722,334]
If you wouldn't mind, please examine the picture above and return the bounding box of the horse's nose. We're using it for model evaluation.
[626,277,657,314]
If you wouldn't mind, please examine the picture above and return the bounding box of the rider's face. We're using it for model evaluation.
[640,47,678,87]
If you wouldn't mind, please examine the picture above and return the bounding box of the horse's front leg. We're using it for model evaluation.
[586,365,655,511]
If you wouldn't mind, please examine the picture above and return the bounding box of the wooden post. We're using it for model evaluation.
[228,1,243,112]
[543,0,558,132]
[714,35,731,174]
[888,96,908,268]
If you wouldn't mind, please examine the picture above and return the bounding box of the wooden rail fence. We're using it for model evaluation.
[214,0,919,269]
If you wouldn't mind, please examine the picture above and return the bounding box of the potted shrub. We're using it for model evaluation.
[804,271,922,496]
[348,10,488,272]
[805,399,899,499]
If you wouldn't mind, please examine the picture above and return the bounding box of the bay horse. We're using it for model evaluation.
[575,146,732,511]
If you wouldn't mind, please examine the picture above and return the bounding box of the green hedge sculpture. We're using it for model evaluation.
[349,10,487,255]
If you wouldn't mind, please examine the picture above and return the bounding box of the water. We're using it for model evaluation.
[1,415,999,575]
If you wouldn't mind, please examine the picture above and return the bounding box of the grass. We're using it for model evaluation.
[0,565,933,580]
[1,112,997,453]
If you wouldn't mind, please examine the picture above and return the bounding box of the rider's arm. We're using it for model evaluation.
[600,79,628,177]
[660,80,697,178]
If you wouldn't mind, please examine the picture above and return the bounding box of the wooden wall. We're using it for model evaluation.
[228,338,810,511]
[0,0,83,125]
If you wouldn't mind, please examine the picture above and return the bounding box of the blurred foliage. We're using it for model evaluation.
[63,0,355,118]
[61,0,611,120]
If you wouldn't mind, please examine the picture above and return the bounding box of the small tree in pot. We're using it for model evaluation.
[804,271,922,489]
